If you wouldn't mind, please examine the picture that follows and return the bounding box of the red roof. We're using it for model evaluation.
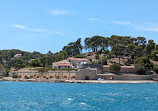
[68,57,88,61]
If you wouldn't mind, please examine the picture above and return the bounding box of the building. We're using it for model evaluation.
[52,60,74,69]
[14,58,158,81]
[52,57,90,69]
[14,54,22,58]
[67,57,90,68]
[15,67,98,80]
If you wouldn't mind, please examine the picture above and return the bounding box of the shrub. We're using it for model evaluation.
[92,61,97,64]
[134,57,153,74]
[26,77,30,79]
[109,64,121,74]
[98,57,107,65]
[12,74,18,78]
[102,57,108,65]
[134,64,146,74]
[74,54,86,58]
[153,65,158,74]
[151,50,158,61]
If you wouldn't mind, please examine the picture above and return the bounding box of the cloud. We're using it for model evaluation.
[53,30,65,36]
[111,21,131,25]
[49,10,70,15]
[29,28,47,32]
[88,18,101,21]
[136,25,158,32]
[12,24,26,29]
[111,21,158,32]
[12,24,47,32]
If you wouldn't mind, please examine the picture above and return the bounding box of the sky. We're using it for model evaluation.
[0,0,158,54]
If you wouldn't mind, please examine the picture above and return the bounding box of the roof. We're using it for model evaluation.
[14,54,22,58]
[67,57,89,61]
[53,60,73,66]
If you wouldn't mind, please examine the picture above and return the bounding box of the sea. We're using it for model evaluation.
[0,81,158,111]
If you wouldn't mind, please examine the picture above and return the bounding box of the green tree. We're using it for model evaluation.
[109,64,121,74]
[134,57,153,74]
[146,40,155,56]
[98,56,107,65]
[151,50,158,61]
[15,58,27,70]
[29,59,42,67]
[111,45,125,64]
[95,54,100,62]
[153,65,158,74]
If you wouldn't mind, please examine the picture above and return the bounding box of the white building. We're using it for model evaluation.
[52,57,90,69]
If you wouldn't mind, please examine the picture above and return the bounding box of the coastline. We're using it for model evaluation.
[0,77,157,83]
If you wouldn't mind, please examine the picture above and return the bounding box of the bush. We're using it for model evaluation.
[12,74,18,78]
[98,57,107,65]
[134,57,153,74]
[134,64,146,74]
[151,50,158,61]
[109,64,121,74]
[92,61,97,64]
[74,54,86,58]
[153,65,158,74]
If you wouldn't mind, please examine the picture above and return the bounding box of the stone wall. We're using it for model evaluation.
[103,65,136,74]
[15,70,76,80]
[76,68,98,80]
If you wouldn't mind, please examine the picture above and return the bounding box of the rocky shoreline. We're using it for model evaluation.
[0,77,157,83]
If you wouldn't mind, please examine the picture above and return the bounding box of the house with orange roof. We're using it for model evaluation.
[52,60,74,69]
[52,57,90,69]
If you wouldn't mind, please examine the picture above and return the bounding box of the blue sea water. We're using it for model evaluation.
[0,82,158,111]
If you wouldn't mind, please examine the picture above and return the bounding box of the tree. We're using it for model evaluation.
[0,64,5,76]
[134,57,153,74]
[111,45,125,64]
[151,50,158,61]
[47,51,53,55]
[98,56,107,65]
[15,58,27,70]
[109,64,121,74]
[135,37,146,46]
[29,59,42,67]
[95,54,100,62]
[63,38,82,56]
[84,36,105,52]
[146,40,155,56]
[153,65,158,74]
[127,44,136,53]
[133,46,144,58]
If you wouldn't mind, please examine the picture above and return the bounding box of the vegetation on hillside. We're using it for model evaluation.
[1,35,158,75]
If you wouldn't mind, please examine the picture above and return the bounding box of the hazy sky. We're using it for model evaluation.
[0,0,158,53]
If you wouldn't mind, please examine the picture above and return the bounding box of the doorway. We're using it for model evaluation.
[85,76,89,80]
